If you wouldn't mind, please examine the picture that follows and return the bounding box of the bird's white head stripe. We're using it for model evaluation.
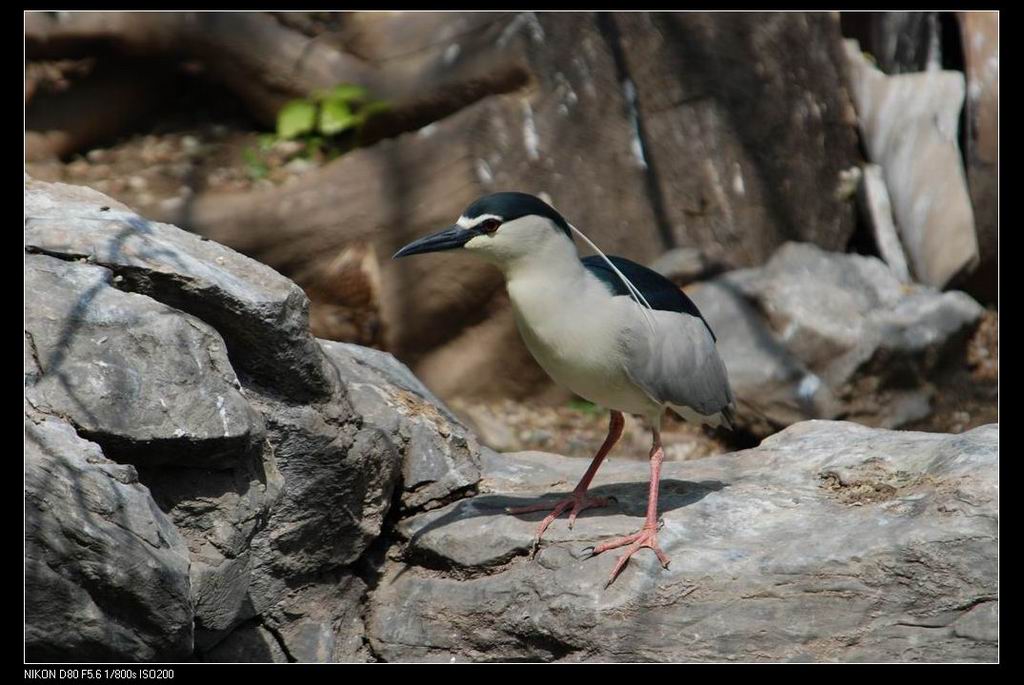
[457,214,503,229]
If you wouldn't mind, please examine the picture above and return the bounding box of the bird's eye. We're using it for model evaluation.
[481,219,501,234]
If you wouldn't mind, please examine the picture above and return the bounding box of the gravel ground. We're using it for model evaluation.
[451,398,734,462]
[905,307,999,434]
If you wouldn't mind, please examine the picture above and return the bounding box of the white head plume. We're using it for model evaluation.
[568,223,657,334]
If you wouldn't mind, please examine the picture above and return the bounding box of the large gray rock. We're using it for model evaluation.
[687,278,840,437]
[204,622,289,663]
[25,252,283,650]
[260,572,371,663]
[688,242,983,435]
[322,340,481,511]
[25,412,193,661]
[25,254,260,467]
[136,441,283,650]
[24,178,335,400]
[23,177,417,661]
[244,390,400,613]
[844,40,979,289]
[233,341,483,659]
[858,164,911,283]
[367,421,998,662]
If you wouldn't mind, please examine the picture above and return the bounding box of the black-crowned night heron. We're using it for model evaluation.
[394,192,736,586]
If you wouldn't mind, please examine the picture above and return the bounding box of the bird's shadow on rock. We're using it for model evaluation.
[493,479,728,520]
[406,479,729,551]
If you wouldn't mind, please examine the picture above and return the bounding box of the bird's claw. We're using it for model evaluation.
[587,524,671,587]
[509,492,615,556]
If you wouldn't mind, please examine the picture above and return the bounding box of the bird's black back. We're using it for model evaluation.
[581,255,717,341]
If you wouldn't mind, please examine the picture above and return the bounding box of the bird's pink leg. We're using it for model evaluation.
[507,410,624,553]
[590,428,670,587]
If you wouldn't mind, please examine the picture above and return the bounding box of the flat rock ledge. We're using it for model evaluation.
[368,421,997,663]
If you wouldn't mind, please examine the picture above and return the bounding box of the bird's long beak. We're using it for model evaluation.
[393,225,476,259]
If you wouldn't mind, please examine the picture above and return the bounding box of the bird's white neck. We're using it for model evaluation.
[499,233,584,285]
[502,235,611,346]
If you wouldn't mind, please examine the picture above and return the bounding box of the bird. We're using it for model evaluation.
[393,191,736,587]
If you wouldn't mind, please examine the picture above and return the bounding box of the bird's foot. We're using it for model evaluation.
[589,524,670,587]
[506,492,616,556]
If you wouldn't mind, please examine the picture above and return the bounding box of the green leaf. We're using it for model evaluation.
[350,101,392,140]
[318,97,358,136]
[333,84,368,102]
[567,398,601,415]
[311,84,368,104]
[277,99,317,139]
[304,135,325,158]
[257,133,277,151]
[243,147,268,180]
[360,99,391,116]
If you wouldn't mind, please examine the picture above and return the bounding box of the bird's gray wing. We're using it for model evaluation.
[620,307,735,418]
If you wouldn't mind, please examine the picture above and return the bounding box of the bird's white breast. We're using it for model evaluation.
[506,266,661,417]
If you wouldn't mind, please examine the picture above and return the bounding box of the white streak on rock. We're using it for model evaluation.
[732,163,746,196]
[443,43,461,65]
[475,159,494,185]
[797,373,822,401]
[522,101,540,161]
[499,12,545,47]
[622,79,648,170]
[216,395,229,436]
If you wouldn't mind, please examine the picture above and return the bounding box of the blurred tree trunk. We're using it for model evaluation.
[610,12,861,267]
[26,11,866,402]
[26,12,373,126]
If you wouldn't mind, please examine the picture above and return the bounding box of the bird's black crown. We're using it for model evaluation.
[464,192,572,240]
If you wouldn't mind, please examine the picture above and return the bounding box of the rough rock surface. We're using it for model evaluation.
[687,242,983,436]
[25,251,283,650]
[322,340,481,511]
[25,254,260,466]
[367,421,997,662]
[25,412,193,662]
[24,177,482,661]
[25,178,335,401]
[858,164,911,283]
[204,622,289,663]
